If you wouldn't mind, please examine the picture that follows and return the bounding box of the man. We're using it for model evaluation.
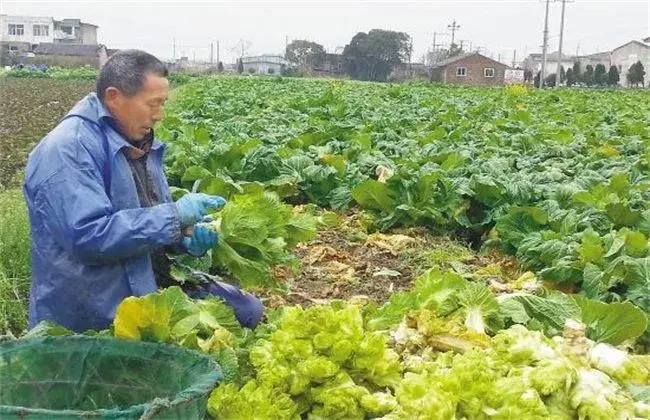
[23,50,263,333]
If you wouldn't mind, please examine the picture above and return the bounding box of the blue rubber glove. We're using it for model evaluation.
[175,193,226,227]
[183,223,219,257]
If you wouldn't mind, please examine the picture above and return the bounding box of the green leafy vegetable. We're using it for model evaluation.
[206,191,316,287]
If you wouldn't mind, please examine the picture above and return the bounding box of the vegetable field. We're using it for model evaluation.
[0,77,94,188]
[0,77,94,334]
[159,77,650,313]
[10,76,650,418]
[154,77,650,418]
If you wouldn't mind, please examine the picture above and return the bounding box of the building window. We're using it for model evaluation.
[8,24,25,36]
[484,68,495,77]
[456,67,467,76]
[33,24,49,36]
[60,26,73,35]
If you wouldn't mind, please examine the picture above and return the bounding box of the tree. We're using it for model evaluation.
[594,64,607,86]
[559,65,566,84]
[447,43,463,58]
[267,67,275,75]
[627,61,645,87]
[217,61,224,72]
[565,68,575,86]
[285,40,326,68]
[607,65,620,86]
[572,61,582,84]
[545,73,557,88]
[236,59,244,74]
[342,29,412,82]
[230,39,252,60]
[524,69,534,83]
[583,64,595,86]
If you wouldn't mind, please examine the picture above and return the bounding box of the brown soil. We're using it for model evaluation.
[259,214,523,309]
[0,78,94,188]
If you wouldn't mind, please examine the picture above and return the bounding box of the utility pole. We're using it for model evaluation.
[498,52,502,63]
[430,32,446,65]
[173,37,176,60]
[210,42,214,64]
[555,0,570,86]
[448,19,460,46]
[459,40,472,52]
[216,41,220,64]
[285,35,289,53]
[512,50,517,68]
[540,0,552,88]
[431,32,446,51]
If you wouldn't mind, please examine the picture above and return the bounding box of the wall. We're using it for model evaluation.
[0,15,54,44]
[544,60,575,76]
[389,63,429,82]
[0,41,31,54]
[80,23,98,45]
[241,56,288,74]
[526,58,574,75]
[578,54,611,72]
[98,47,108,67]
[23,54,99,68]
[0,42,31,65]
[243,62,283,74]
[441,55,507,86]
[611,42,650,85]
[429,66,445,83]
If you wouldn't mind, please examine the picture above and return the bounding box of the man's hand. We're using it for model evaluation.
[175,193,226,227]
[182,223,219,257]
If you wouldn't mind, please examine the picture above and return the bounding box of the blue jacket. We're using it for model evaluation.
[23,93,182,332]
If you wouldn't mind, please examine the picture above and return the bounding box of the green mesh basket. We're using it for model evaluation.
[0,336,222,419]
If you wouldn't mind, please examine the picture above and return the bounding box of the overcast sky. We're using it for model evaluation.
[4,0,650,65]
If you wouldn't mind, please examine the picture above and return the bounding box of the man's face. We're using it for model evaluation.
[104,72,169,141]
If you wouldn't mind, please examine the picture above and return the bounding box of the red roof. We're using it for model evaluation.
[432,52,507,69]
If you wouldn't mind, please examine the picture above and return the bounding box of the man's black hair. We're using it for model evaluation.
[97,49,168,100]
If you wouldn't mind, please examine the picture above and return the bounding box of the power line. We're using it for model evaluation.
[448,19,460,46]
[431,32,447,52]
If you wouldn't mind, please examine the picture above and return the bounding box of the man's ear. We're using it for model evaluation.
[104,87,121,103]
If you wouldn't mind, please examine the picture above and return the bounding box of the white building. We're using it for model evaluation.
[523,51,574,75]
[240,55,290,74]
[611,40,650,85]
[1,14,98,54]
[0,15,54,45]
[525,37,650,86]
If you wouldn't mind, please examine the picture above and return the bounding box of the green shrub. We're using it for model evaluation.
[0,189,30,335]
